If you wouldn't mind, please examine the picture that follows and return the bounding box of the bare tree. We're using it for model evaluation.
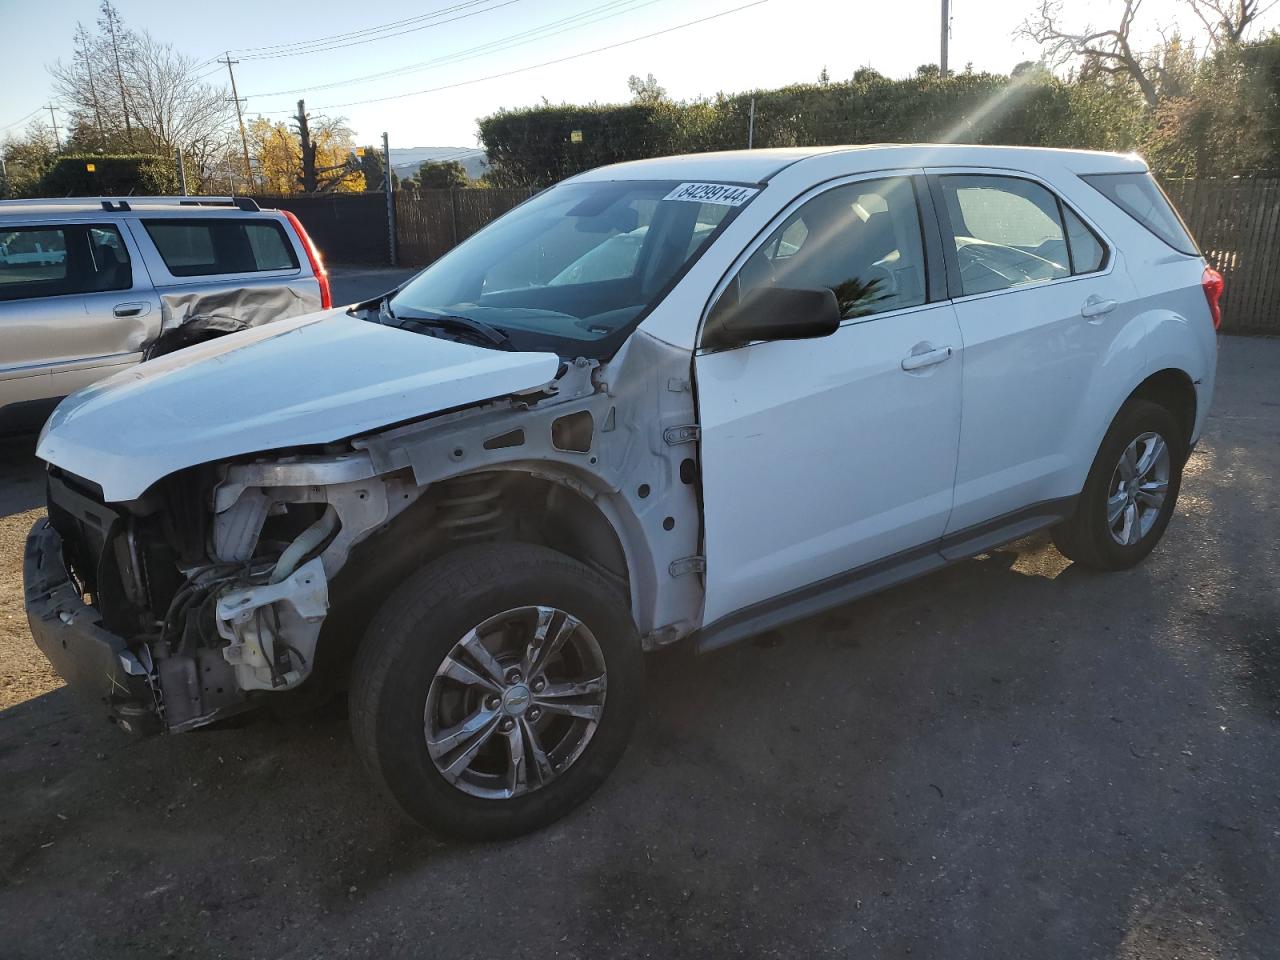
[1021,0,1163,106]
[51,25,232,158]
[126,33,233,156]
[1185,0,1279,46]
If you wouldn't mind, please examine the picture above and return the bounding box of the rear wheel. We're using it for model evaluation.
[349,542,643,839]
[1052,399,1185,570]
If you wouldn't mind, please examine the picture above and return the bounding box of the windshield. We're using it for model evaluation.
[388,179,755,358]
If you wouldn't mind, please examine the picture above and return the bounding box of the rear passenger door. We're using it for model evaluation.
[129,216,319,325]
[927,170,1135,536]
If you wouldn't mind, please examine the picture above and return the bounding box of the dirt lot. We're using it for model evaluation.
[1,336,1277,959]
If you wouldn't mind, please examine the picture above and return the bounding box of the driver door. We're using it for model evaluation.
[695,173,964,626]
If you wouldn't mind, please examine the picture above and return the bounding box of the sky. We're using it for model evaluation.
[2,0,1277,149]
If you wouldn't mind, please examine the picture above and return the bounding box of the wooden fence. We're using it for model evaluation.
[1162,178,1280,334]
[395,188,535,267]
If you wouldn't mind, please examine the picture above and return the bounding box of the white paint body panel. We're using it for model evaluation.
[37,311,559,501]
[697,302,964,624]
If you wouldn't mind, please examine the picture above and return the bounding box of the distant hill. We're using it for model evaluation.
[388,147,489,182]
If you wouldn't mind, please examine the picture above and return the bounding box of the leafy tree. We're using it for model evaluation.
[247,113,363,195]
[627,73,667,104]
[0,124,59,198]
[357,147,386,192]
[413,160,470,190]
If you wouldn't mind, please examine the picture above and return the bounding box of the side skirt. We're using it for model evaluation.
[693,496,1078,654]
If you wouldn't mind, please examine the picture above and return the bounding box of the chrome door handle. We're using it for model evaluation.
[901,345,953,371]
[1080,295,1117,319]
[113,302,149,318]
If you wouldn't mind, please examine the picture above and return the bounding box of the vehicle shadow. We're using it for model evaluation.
[0,435,44,518]
[7,516,1273,959]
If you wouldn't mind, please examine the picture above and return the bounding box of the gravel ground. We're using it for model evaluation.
[0,336,1276,959]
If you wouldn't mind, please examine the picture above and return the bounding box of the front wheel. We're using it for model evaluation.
[1052,398,1186,571]
[349,542,643,839]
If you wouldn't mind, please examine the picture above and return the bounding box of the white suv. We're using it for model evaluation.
[24,145,1220,838]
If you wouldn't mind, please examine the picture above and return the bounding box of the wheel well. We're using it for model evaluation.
[1128,369,1197,450]
[310,470,630,693]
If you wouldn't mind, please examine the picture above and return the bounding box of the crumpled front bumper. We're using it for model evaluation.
[23,518,158,733]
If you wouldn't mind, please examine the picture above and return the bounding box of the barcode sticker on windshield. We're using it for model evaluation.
[663,182,758,206]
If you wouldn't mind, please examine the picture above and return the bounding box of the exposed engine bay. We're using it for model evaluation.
[38,330,705,734]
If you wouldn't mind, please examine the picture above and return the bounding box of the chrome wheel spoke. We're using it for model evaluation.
[1135,436,1166,479]
[534,699,603,721]
[504,722,529,797]
[535,675,606,699]
[522,607,579,678]
[522,717,555,784]
[438,654,502,693]
[1121,502,1139,545]
[1118,444,1139,481]
[1107,490,1128,526]
[430,710,501,783]
[1136,478,1167,507]
[459,629,507,686]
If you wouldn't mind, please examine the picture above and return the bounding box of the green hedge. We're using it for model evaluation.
[38,154,178,196]
[478,71,1146,187]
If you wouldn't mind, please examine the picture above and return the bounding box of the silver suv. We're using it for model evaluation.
[0,197,329,432]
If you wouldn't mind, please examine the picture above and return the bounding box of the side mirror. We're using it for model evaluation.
[703,285,842,350]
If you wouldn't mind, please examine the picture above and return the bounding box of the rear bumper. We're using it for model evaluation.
[23,518,158,733]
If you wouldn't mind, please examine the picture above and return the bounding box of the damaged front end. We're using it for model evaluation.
[26,330,706,735]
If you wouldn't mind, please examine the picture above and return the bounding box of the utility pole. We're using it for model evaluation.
[175,147,188,195]
[46,104,61,150]
[383,131,397,266]
[222,53,253,193]
[747,97,756,149]
[940,0,950,78]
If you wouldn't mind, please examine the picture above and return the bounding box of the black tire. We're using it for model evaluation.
[1052,398,1186,571]
[349,542,643,839]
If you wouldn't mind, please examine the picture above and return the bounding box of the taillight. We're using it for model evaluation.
[281,209,331,309]
[1202,265,1224,331]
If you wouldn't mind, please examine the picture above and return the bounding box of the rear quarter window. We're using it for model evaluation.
[143,218,299,277]
[1082,172,1199,256]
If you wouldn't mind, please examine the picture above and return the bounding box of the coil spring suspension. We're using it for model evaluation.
[436,473,506,541]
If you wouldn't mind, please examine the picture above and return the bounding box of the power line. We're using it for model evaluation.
[245,0,667,99]
[231,0,499,56]
[236,0,520,61]
[0,107,46,133]
[254,0,771,115]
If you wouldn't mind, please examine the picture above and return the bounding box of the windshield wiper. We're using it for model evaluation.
[383,306,513,351]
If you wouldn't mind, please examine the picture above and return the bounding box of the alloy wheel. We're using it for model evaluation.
[1106,431,1171,546]
[423,606,607,800]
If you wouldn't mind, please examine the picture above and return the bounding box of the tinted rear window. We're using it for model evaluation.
[1082,172,1199,256]
[143,218,298,277]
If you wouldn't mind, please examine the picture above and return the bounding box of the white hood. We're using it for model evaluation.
[37,311,560,502]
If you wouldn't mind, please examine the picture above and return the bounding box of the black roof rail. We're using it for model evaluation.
[233,197,260,212]
[100,199,131,212]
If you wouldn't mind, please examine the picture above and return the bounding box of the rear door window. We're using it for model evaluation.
[1082,172,1198,255]
[143,218,299,277]
[0,224,132,302]
[939,175,1071,296]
